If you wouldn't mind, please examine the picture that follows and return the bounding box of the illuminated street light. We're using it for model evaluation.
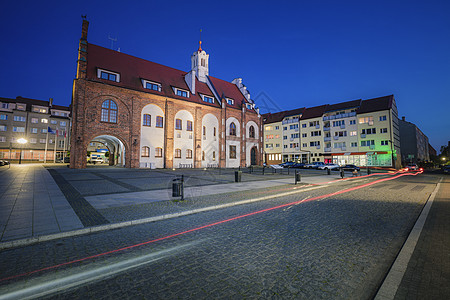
[17,138,28,164]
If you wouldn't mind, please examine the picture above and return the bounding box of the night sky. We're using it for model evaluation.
[1,0,449,152]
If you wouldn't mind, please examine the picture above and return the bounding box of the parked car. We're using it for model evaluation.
[406,164,418,171]
[89,157,104,164]
[292,162,306,168]
[443,165,450,175]
[318,163,340,170]
[0,160,10,166]
[305,162,326,169]
[280,161,296,168]
[340,164,360,171]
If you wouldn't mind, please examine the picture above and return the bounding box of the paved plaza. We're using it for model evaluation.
[0,164,448,299]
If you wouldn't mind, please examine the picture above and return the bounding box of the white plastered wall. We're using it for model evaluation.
[140,104,164,168]
[201,113,219,167]
[173,110,194,167]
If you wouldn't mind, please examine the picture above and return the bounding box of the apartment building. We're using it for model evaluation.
[399,116,430,164]
[0,96,71,162]
[263,95,402,168]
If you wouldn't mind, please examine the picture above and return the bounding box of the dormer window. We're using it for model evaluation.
[97,69,120,82]
[142,79,161,92]
[174,88,189,98]
[226,98,234,105]
[246,103,253,110]
[202,95,214,104]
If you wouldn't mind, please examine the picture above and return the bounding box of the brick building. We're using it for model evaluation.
[70,20,262,169]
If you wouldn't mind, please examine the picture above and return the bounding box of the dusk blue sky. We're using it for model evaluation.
[1,0,449,152]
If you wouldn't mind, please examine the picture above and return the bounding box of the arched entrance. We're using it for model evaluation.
[251,147,257,166]
[89,135,126,166]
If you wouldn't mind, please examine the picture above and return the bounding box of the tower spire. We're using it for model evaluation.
[198,29,202,52]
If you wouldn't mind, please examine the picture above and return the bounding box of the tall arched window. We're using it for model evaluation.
[249,125,255,138]
[101,100,118,123]
[229,122,236,136]
[141,146,150,157]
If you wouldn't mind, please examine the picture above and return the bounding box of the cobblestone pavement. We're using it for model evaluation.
[0,173,439,299]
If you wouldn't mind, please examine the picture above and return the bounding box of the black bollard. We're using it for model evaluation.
[340,169,344,178]
[295,170,301,184]
[327,168,331,175]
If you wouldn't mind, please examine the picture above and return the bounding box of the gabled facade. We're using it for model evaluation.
[70,20,262,169]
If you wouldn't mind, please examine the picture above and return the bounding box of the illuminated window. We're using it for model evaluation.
[229,145,236,159]
[141,146,150,157]
[187,120,193,132]
[155,147,163,157]
[249,126,255,138]
[156,116,163,128]
[175,119,182,130]
[175,149,181,158]
[186,149,193,159]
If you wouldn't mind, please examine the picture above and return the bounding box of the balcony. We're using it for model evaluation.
[324,127,330,131]
[340,124,345,129]
[341,147,346,151]
[369,144,375,150]
[290,138,294,141]
[315,124,320,129]
[324,137,331,142]
[323,111,356,121]
[333,136,339,140]
[368,121,374,126]
[295,128,299,132]
[282,118,299,125]
[360,133,366,138]
[316,145,321,149]
[324,147,331,152]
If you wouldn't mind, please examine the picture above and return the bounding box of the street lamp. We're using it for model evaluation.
[17,138,27,164]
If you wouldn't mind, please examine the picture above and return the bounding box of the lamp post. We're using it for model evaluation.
[17,138,27,164]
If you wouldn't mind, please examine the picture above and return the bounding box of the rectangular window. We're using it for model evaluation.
[143,114,151,127]
[144,81,161,91]
[226,98,234,105]
[13,116,26,122]
[359,116,374,124]
[0,114,7,120]
[381,140,389,145]
[302,124,307,128]
[302,143,307,147]
[0,136,5,142]
[302,133,307,138]
[0,125,6,131]
[284,145,288,148]
[16,104,26,110]
[275,126,279,130]
[202,95,214,103]
[156,116,164,128]
[31,118,38,123]
[361,128,376,135]
[1,103,9,109]
[380,115,387,121]
[351,142,357,147]
[41,119,48,123]
[350,131,357,136]
[141,147,150,157]
[186,149,193,159]
[100,70,118,82]
[311,131,321,136]
[349,120,356,125]
[175,119,182,130]
[310,141,320,147]
[51,120,57,124]
[40,139,46,143]
[58,140,64,147]
[332,120,345,127]
[155,147,163,157]
[13,127,25,132]
[175,149,181,158]
[30,138,37,144]
[229,145,236,159]
[380,128,388,133]
[60,121,67,127]
[31,128,38,133]
[361,140,375,147]
[175,89,189,97]
[186,120,193,131]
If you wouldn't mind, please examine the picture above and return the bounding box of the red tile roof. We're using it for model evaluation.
[300,104,329,120]
[87,43,251,110]
[262,107,305,124]
[357,95,394,114]
[325,99,361,112]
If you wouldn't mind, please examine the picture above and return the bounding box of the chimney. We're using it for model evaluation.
[402,116,405,121]
[49,98,53,107]
[81,18,89,40]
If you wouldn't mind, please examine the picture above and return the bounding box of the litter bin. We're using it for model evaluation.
[295,171,301,184]
[235,170,242,182]
[340,169,345,178]
[172,178,183,197]
[367,168,371,175]
[327,168,331,175]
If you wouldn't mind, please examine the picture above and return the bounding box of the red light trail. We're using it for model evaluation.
[0,170,422,283]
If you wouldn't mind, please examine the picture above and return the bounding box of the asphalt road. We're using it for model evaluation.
[0,173,439,299]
